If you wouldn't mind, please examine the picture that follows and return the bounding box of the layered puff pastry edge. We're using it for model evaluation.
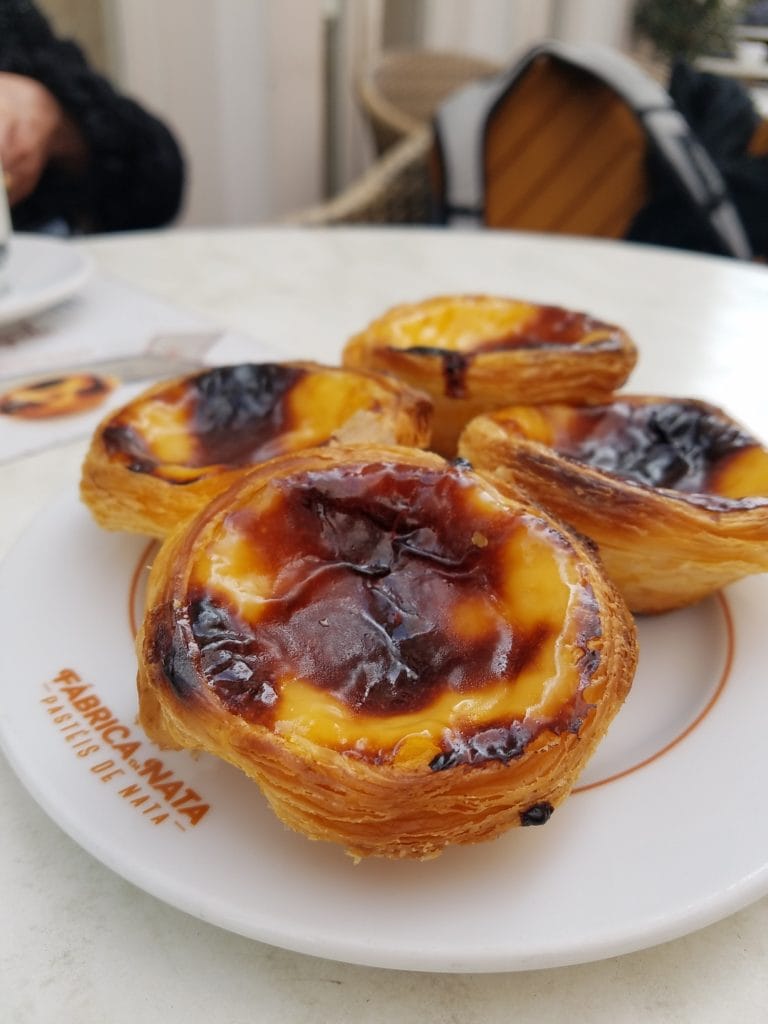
[459,397,768,614]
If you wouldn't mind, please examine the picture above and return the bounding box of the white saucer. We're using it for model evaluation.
[1,493,767,972]
[0,233,93,327]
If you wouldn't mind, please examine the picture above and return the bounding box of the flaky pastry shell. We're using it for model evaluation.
[137,444,637,860]
[80,361,432,538]
[459,397,768,614]
[342,294,637,456]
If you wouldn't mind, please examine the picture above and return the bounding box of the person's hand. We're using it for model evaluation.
[0,72,86,206]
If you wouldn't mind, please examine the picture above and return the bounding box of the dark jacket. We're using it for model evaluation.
[669,59,768,260]
[628,60,767,259]
[0,0,185,233]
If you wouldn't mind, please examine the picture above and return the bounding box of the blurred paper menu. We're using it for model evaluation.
[0,273,278,463]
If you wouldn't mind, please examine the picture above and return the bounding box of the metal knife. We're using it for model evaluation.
[0,331,223,389]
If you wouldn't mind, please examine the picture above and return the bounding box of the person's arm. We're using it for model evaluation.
[0,71,87,205]
[0,0,185,233]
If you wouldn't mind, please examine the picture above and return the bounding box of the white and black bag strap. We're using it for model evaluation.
[434,40,752,259]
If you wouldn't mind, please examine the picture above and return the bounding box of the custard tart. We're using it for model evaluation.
[0,372,116,419]
[137,444,637,860]
[459,397,768,614]
[342,294,637,456]
[80,361,432,538]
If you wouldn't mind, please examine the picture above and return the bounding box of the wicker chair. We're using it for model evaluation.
[358,48,502,154]
[286,128,434,227]
[287,49,502,228]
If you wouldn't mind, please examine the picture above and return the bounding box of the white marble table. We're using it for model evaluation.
[2,227,768,1023]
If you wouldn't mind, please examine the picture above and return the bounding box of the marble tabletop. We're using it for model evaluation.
[2,226,768,1023]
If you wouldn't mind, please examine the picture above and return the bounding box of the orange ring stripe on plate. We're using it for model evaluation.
[574,591,734,794]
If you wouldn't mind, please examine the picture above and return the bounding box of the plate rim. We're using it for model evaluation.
[0,233,93,328]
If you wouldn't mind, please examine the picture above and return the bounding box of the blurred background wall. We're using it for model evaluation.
[35,0,646,228]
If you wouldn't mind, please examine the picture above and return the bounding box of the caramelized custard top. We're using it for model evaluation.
[102,364,425,484]
[151,459,603,769]
[104,364,304,481]
[381,298,620,353]
[548,401,768,501]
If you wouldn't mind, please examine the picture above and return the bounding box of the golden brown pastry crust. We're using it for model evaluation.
[459,397,768,614]
[80,361,432,538]
[137,444,637,860]
[342,294,637,456]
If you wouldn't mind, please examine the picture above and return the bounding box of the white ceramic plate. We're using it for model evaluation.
[0,234,92,327]
[0,492,767,973]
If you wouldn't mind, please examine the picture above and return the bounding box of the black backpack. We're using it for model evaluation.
[432,40,752,259]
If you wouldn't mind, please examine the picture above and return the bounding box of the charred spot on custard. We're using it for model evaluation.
[103,423,204,482]
[149,611,200,700]
[187,592,280,716]
[559,401,757,493]
[520,801,554,826]
[429,679,595,771]
[400,346,470,399]
[471,306,609,353]
[429,722,533,770]
[103,423,157,473]
[190,363,305,465]
[512,305,612,347]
